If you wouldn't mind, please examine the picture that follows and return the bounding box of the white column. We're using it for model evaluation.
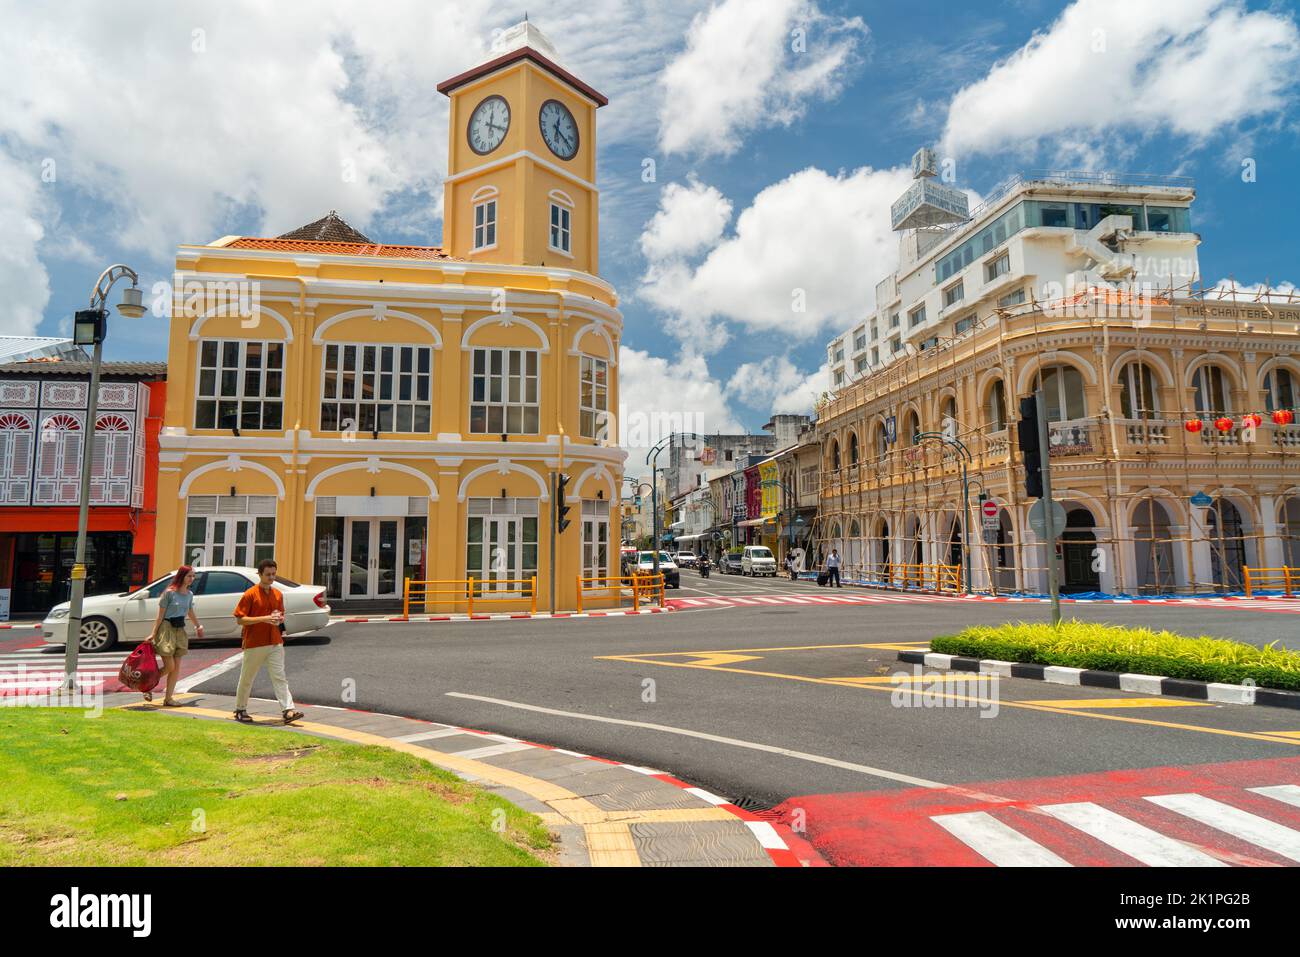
[1189,508,1214,591]
[1167,524,1191,593]
[1259,495,1286,568]
[1093,525,1116,594]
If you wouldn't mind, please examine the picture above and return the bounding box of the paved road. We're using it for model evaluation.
[193,570,1300,865]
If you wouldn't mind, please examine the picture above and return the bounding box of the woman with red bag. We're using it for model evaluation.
[147,566,204,706]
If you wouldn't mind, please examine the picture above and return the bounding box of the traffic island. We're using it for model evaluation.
[900,620,1300,708]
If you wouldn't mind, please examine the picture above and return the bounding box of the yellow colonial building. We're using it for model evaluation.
[155,22,623,611]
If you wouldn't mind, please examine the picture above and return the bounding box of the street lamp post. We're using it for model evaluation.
[63,265,146,691]
[645,432,699,578]
[915,429,974,594]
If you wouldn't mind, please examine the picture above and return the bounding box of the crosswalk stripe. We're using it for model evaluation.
[1039,802,1226,866]
[1248,784,1300,809]
[931,810,1071,866]
[1144,793,1300,863]
[449,742,535,759]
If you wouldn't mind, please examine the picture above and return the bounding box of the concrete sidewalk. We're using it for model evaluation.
[107,691,820,867]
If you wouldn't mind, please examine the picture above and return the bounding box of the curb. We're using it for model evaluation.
[897,649,1300,710]
[0,624,43,631]
[331,607,673,624]
[480,731,820,867]
[954,594,1298,604]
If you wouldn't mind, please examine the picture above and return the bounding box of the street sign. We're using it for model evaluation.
[981,499,999,530]
[1027,499,1067,537]
[1190,491,1213,507]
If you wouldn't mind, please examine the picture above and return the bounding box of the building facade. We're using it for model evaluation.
[154,23,624,611]
[0,361,166,615]
[816,152,1300,595]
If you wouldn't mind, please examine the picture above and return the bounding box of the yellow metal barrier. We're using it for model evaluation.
[403,577,538,617]
[1243,566,1297,598]
[853,562,962,594]
[575,573,665,613]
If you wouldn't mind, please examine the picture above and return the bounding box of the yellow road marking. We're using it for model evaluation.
[1020,697,1215,709]
[826,674,996,685]
[1260,730,1300,739]
[596,654,1300,747]
[120,702,643,866]
[597,640,922,659]
[673,652,763,667]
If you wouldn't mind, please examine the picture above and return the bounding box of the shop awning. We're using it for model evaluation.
[674,533,704,542]
[737,517,773,528]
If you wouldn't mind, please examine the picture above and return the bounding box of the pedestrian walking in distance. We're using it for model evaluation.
[148,565,203,706]
[232,558,304,724]
[826,549,842,588]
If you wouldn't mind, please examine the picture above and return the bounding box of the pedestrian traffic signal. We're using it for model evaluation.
[555,473,572,533]
[1017,396,1043,499]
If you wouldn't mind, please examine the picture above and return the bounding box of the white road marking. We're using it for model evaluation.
[1038,801,1226,867]
[1249,784,1300,809]
[450,741,535,759]
[176,650,246,693]
[393,727,466,743]
[931,811,1071,867]
[1144,793,1300,862]
[445,691,948,788]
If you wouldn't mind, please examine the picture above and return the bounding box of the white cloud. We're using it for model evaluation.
[640,164,917,338]
[639,178,733,262]
[940,0,1300,161]
[0,0,712,339]
[727,356,829,415]
[657,0,867,157]
[1206,278,1298,301]
[617,345,744,476]
[0,154,50,337]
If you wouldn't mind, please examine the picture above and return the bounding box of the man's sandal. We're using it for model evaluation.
[283,709,305,724]
[233,710,254,723]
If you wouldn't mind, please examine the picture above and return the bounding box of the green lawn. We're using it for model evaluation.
[0,709,552,866]
[932,620,1300,690]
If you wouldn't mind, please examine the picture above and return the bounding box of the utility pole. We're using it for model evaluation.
[1035,388,1062,625]
[549,471,557,615]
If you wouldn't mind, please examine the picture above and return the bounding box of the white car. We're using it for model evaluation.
[42,566,332,653]
[741,545,778,577]
[634,551,681,589]
[674,551,698,568]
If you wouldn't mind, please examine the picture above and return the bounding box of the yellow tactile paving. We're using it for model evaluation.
[1019,697,1215,709]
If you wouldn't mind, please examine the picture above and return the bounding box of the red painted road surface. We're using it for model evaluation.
[776,757,1300,866]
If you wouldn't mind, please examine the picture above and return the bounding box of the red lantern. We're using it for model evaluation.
[1214,416,1234,432]
[1273,409,1295,426]
[1184,418,1204,433]
[1242,413,1263,429]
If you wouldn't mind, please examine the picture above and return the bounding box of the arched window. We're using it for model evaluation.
[987,379,1007,431]
[0,411,34,505]
[874,420,888,458]
[829,439,841,472]
[1036,364,1086,421]
[1118,361,1160,418]
[34,413,82,506]
[903,410,920,446]
[1192,365,1230,417]
[1265,367,1296,413]
[848,432,859,465]
[939,396,958,437]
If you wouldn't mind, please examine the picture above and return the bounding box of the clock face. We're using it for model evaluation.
[539,99,579,160]
[468,95,510,155]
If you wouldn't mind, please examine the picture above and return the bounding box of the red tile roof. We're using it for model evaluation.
[226,237,461,261]
[437,45,608,106]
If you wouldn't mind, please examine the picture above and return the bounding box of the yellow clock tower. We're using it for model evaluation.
[438,21,606,275]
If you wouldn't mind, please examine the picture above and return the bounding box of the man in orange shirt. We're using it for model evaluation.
[231,558,304,724]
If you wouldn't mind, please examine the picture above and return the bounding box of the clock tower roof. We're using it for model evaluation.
[437,22,608,107]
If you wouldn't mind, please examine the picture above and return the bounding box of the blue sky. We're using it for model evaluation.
[4,0,1298,443]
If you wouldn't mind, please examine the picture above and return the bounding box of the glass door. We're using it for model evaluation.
[485,516,519,594]
[345,518,403,598]
[347,518,371,598]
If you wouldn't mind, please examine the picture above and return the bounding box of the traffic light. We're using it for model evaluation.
[555,473,572,534]
[1017,396,1043,498]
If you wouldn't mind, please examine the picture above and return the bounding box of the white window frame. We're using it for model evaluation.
[470,347,540,435]
[473,198,498,251]
[195,339,284,432]
[33,412,83,506]
[183,495,277,568]
[548,191,573,256]
[1264,367,1296,412]
[1119,362,1160,418]
[581,499,610,579]
[1192,365,1230,417]
[985,253,1011,283]
[943,281,964,308]
[1037,364,1087,421]
[320,342,434,435]
[579,354,608,440]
